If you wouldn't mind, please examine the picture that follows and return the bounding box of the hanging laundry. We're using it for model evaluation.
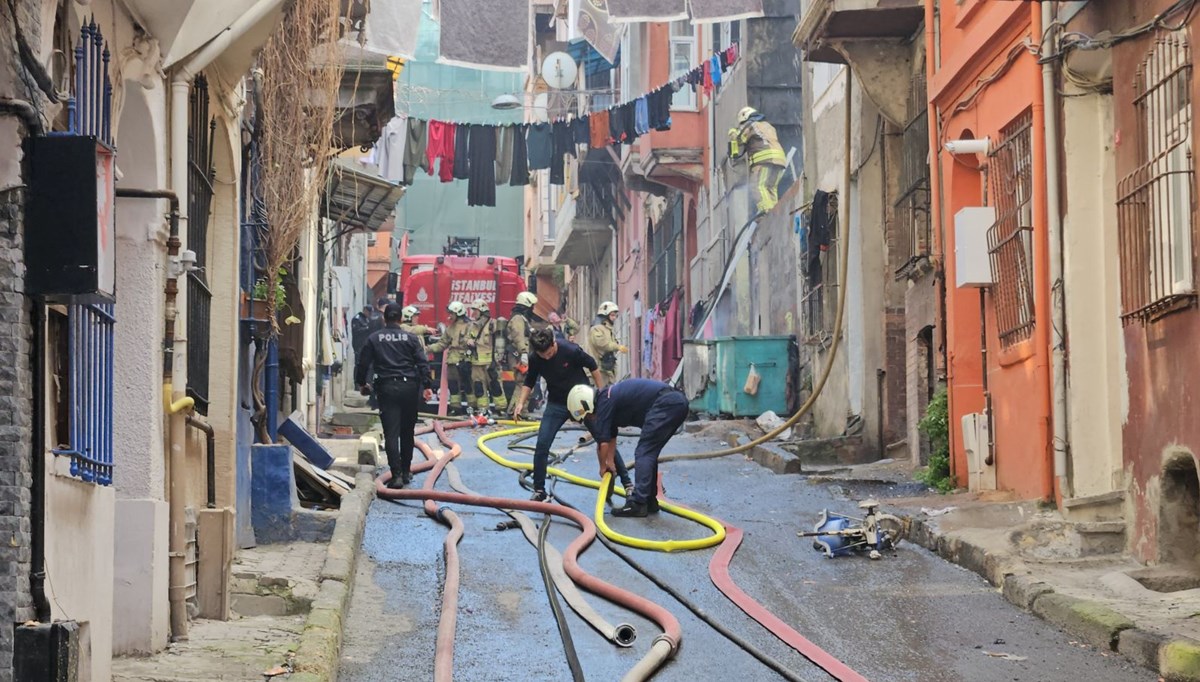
[403,117,429,185]
[688,0,764,22]
[453,123,471,179]
[577,0,622,63]
[605,0,686,22]
[425,120,455,183]
[509,123,530,187]
[467,125,497,207]
[617,101,638,143]
[495,124,513,185]
[608,105,623,144]
[439,0,528,71]
[571,116,591,146]
[635,97,649,136]
[589,109,611,148]
[642,308,656,375]
[550,121,574,185]
[648,88,672,131]
[711,54,722,89]
[374,115,407,183]
[526,122,553,171]
[702,60,713,96]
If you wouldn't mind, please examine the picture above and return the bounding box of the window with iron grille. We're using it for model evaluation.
[1117,32,1196,323]
[895,70,931,279]
[986,111,1036,346]
[187,75,216,413]
[649,196,683,306]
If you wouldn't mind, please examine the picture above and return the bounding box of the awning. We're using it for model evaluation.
[567,39,620,77]
[321,161,405,235]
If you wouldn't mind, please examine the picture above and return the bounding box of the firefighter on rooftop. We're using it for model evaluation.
[729,106,787,217]
[427,301,473,415]
[466,298,509,415]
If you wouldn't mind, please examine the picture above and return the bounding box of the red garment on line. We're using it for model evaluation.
[426,120,457,183]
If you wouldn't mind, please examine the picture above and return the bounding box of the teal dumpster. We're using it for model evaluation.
[716,336,792,417]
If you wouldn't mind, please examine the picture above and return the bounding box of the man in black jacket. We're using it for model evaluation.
[355,304,434,489]
[510,328,632,501]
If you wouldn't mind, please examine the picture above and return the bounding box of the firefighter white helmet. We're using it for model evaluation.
[567,384,596,421]
[597,301,619,317]
[471,299,491,315]
[516,291,538,308]
[447,301,467,317]
[738,106,760,126]
[401,305,420,322]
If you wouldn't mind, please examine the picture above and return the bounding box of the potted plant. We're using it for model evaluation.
[242,267,288,335]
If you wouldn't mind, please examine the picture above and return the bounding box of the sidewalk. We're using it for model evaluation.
[802,457,1200,681]
[113,464,374,682]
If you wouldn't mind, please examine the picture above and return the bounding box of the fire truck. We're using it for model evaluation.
[395,238,533,409]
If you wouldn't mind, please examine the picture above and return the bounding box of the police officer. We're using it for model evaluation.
[350,305,374,356]
[465,299,508,415]
[506,292,537,412]
[427,301,473,415]
[568,379,689,517]
[588,301,627,386]
[355,304,434,489]
[728,106,787,217]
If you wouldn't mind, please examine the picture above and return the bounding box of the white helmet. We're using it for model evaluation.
[516,291,537,308]
[567,384,596,421]
[401,305,420,322]
[597,301,619,317]
[737,106,758,126]
[447,301,467,317]
[471,298,491,315]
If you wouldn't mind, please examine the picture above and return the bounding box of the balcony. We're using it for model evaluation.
[552,183,616,267]
[326,45,396,149]
[793,0,925,125]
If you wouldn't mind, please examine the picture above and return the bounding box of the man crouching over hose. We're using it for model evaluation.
[510,328,633,502]
[355,304,434,489]
[568,379,689,517]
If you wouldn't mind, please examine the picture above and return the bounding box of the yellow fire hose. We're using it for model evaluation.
[476,424,725,552]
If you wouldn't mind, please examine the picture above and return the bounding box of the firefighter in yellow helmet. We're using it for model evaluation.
[465,298,509,415]
[588,301,627,387]
[506,291,537,412]
[427,301,473,414]
[729,106,786,216]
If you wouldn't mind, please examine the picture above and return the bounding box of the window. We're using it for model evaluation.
[1117,31,1196,322]
[669,20,697,110]
[802,193,838,338]
[712,20,740,54]
[649,196,683,305]
[895,70,931,279]
[50,304,116,485]
[187,74,215,413]
[810,63,844,101]
[986,111,1036,346]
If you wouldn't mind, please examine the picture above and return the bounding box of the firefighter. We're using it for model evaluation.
[427,301,473,414]
[465,299,509,415]
[506,291,537,413]
[728,106,787,217]
[588,301,627,387]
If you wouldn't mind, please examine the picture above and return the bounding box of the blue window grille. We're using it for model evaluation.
[52,304,115,485]
[47,20,116,485]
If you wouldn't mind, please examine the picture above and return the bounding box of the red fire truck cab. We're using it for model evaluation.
[397,254,525,322]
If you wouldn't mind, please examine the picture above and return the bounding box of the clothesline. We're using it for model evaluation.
[368,42,741,207]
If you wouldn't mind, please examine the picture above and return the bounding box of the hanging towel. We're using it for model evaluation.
[571,116,591,146]
[495,124,514,186]
[711,54,722,88]
[702,60,713,96]
[526,122,553,170]
[606,0,687,22]
[438,0,528,71]
[467,125,497,207]
[509,123,530,186]
[589,109,611,148]
[687,0,764,22]
[453,123,471,179]
[577,0,623,63]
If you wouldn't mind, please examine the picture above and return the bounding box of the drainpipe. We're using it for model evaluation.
[163,0,287,641]
[1040,0,1071,500]
[1030,2,1056,501]
[186,415,216,508]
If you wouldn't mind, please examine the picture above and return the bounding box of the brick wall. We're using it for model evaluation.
[0,1,43,679]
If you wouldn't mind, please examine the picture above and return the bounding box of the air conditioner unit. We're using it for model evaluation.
[962,411,995,491]
[367,233,377,246]
[954,207,995,289]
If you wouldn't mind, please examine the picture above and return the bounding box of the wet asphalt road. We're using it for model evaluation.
[339,426,1154,682]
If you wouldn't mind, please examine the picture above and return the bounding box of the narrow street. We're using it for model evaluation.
[339,426,1152,682]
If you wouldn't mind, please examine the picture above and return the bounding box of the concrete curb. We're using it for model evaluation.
[908,516,1200,681]
[292,471,375,680]
[727,431,804,474]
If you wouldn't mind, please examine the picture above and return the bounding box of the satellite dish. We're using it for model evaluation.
[532,93,549,123]
[541,51,578,90]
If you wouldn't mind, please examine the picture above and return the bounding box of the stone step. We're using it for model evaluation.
[229,573,317,617]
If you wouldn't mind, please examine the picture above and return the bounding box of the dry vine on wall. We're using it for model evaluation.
[257,0,345,334]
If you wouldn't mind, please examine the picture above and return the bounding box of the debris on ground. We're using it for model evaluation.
[755,410,792,440]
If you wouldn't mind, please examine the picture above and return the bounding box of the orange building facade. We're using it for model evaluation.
[928,1,1054,499]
